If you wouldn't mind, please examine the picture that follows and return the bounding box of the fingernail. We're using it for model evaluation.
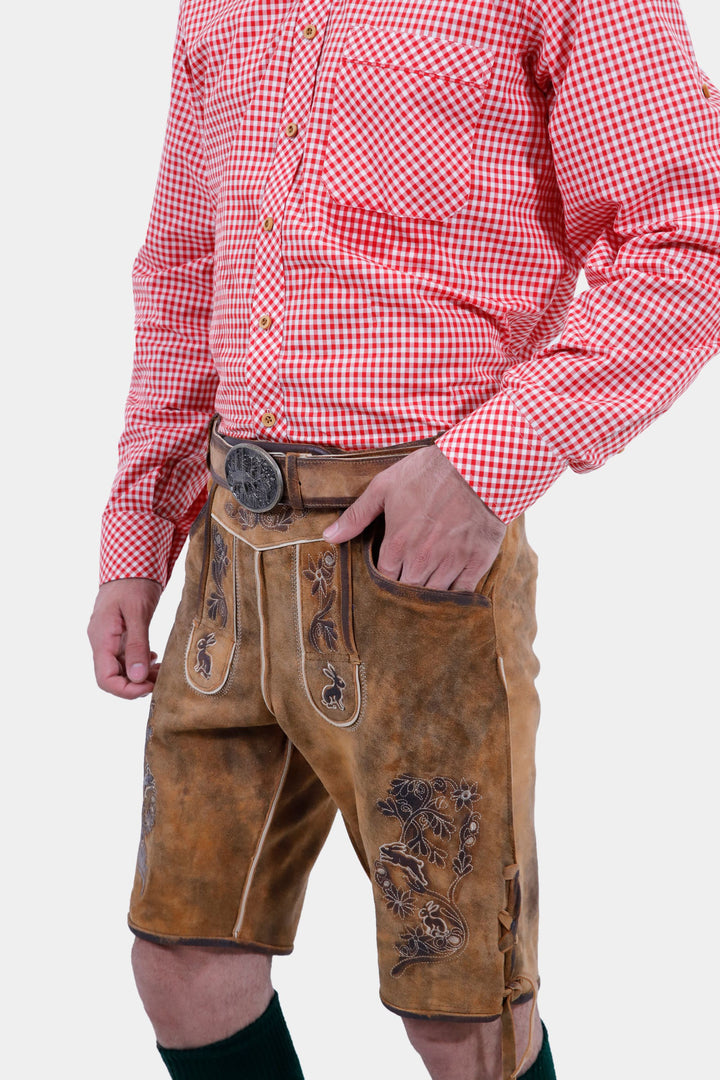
[129,663,146,680]
[323,523,339,539]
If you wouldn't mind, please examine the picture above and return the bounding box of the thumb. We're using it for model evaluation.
[123,608,152,683]
[323,477,386,543]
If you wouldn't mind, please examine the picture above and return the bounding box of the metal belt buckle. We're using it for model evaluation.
[224,443,283,512]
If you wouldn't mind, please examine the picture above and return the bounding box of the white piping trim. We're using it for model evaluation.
[233,738,293,938]
[254,548,274,715]
[211,511,328,551]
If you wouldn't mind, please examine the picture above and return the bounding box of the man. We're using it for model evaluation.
[88,0,719,1075]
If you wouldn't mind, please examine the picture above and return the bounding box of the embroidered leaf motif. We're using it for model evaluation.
[206,528,229,628]
[426,845,447,868]
[224,500,307,531]
[318,617,339,650]
[452,848,473,878]
[211,530,229,586]
[308,584,339,653]
[207,591,228,627]
[259,505,305,531]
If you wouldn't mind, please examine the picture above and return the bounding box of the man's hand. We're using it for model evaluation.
[323,444,507,591]
[88,578,163,699]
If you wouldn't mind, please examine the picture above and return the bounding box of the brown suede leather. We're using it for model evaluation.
[129,444,542,1041]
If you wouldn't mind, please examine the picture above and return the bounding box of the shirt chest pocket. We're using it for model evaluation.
[322,27,495,221]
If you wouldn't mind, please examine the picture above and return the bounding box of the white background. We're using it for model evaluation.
[2,1,719,1076]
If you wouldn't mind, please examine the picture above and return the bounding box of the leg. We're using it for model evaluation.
[131,939,273,1048]
[403,997,544,1080]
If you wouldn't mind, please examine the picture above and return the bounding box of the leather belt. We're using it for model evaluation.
[207,418,440,511]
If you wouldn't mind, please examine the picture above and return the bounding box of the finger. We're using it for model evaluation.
[323,477,386,543]
[423,557,468,592]
[449,565,487,593]
[376,529,407,580]
[398,540,439,586]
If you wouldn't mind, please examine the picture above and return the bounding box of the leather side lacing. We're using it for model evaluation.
[499,863,538,1079]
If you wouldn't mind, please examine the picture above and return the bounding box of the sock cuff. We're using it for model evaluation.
[157,991,302,1078]
[522,1021,556,1079]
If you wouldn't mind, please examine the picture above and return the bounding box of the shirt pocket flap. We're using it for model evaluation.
[342,26,494,89]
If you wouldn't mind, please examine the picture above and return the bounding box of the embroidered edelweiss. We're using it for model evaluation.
[450,779,480,811]
[302,550,336,598]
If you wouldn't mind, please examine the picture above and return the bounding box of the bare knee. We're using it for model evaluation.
[403,1016,498,1080]
[131,938,273,1048]
[402,1000,542,1080]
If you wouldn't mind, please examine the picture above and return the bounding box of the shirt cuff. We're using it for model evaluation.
[434,392,568,523]
[100,509,177,587]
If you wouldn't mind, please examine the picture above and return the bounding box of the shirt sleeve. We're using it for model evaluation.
[100,18,217,586]
[436,0,720,522]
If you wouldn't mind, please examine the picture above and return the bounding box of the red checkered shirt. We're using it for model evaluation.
[101,0,720,586]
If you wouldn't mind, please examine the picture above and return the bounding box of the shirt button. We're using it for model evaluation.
[258,314,273,329]
[261,412,277,428]
[303,24,317,39]
[702,83,711,99]
[263,216,275,232]
[285,122,299,138]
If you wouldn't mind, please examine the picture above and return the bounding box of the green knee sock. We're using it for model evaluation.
[157,992,304,1080]
[520,1021,556,1078]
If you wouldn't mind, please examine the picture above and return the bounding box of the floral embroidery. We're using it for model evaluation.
[194,632,216,679]
[224,500,307,531]
[207,526,230,628]
[137,715,157,896]
[321,662,346,710]
[374,773,482,976]
[302,550,339,652]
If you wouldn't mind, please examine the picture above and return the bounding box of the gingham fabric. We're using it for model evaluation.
[101,0,720,586]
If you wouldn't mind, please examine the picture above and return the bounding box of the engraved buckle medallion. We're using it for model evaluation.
[224,444,283,512]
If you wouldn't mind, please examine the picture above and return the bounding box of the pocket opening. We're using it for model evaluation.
[364,516,492,608]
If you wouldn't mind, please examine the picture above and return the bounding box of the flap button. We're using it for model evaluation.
[258,314,273,330]
[261,412,277,427]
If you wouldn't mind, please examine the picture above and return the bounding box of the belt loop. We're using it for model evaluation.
[285,453,304,510]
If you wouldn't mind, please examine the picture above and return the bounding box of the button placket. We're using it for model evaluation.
[247,10,329,438]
